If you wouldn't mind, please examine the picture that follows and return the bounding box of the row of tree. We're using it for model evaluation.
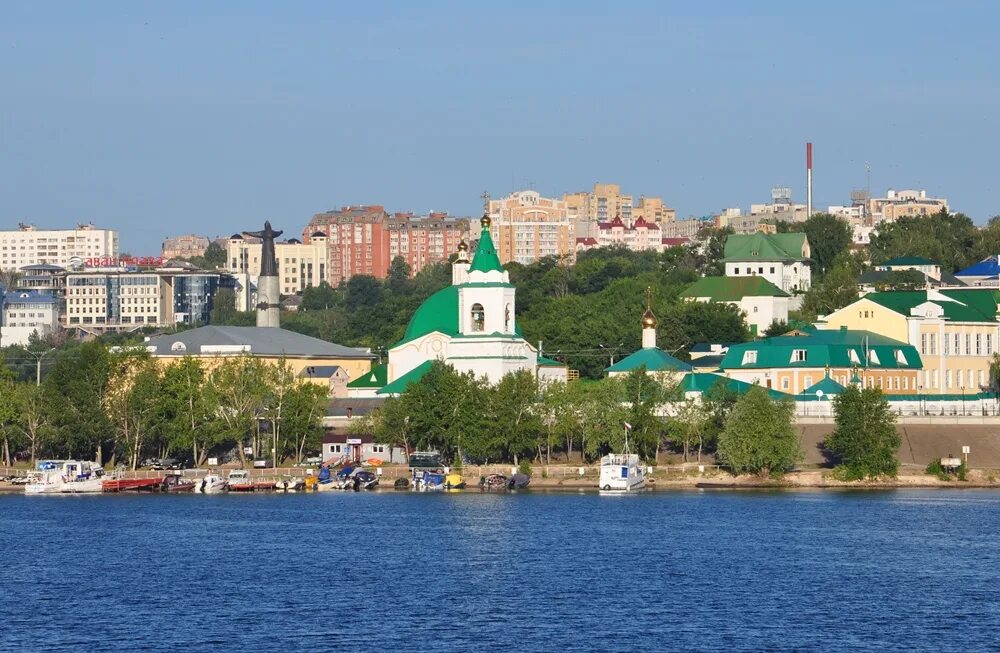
[0,342,327,469]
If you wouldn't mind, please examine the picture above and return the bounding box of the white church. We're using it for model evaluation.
[346,215,567,397]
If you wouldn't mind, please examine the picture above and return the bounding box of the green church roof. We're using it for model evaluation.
[722,232,808,263]
[469,221,505,273]
[347,362,388,388]
[395,284,523,346]
[376,361,434,395]
[796,375,846,399]
[537,355,565,367]
[606,348,693,374]
[680,276,790,301]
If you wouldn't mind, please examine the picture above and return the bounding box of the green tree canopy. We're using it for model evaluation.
[868,209,979,272]
[717,386,799,477]
[826,385,900,480]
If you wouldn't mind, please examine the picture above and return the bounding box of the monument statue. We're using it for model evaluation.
[243,220,283,328]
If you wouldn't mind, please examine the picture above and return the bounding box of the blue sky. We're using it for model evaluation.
[1,0,997,252]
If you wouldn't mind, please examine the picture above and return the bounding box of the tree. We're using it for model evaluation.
[159,357,223,466]
[43,341,113,463]
[489,370,543,465]
[868,209,979,273]
[284,382,328,462]
[717,386,799,477]
[301,282,339,311]
[14,384,51,465]
[206,355,269,465]
[826,386,900,480]
[202,241,226,268]
[387,256,412,295]
[0,365,18,465]
[619,367,674,462]
[791,213,852,277]
[670,396,708,462]
[104,351,163,469]
[800,252,860,319]
[872,269,926,292]
[210,287,246,325]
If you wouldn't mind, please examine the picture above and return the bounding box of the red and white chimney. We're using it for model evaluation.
[806,142,813,218]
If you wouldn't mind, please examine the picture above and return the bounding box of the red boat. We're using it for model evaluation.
[103,477,164,493]
[161,473,196,493]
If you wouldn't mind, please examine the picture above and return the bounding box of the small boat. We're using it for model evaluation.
[393,477,410,490]
[349,470,379,491]
[508,473,531,490]
[161,473,196,493]
[275,478,306,492]
[417,471,447,491]
[445,473,465,489]
[599,427,646,493]
[195,474,228,494]
[480,474,507,491]
[25,460,105,495]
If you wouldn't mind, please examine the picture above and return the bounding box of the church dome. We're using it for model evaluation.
[480,214,491,229]
[457,240,468,252]
[642,307,657,329]
[396,284,522,346]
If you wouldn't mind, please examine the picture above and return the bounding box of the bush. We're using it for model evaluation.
[517,459,533,476]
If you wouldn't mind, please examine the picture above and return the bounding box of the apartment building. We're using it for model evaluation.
[386,212,471,275]
[305,206,392,285]
[64,266,235,333]
[488,191,575,264]
[0,223,118,270]
[632,196,676,223]
[868,189,948,222]
[227,232,329,296]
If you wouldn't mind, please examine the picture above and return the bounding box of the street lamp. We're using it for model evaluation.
[961,386,966,416]
[918,384,924,416]
[21,347,56,386]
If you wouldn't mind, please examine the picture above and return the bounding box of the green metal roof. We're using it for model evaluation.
[395,280,522,347]
[347,362,388,388]
[376,361,434,395]
[606,348,692,374]
[680,276,789,301]
[864,289,1000,323]
[678,372,791,399]
[796,375,846,399]
[469,224,505,273]
[537,355,565,367]
[722,232,808,263]
[720,329,922,370]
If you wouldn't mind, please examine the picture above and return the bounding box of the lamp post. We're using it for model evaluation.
[961,386,966,416]
[21,347,56,386]
[918,384,924,416]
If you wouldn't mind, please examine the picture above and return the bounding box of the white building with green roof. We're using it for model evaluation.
[357,215,562,396]
[679,275,790,335]
[722,232,811,294]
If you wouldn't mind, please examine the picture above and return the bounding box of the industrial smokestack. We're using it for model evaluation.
[806,142,813,218]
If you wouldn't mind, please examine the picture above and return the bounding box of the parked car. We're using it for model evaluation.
[148,458,181,470]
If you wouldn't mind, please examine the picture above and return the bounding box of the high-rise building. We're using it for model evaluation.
[386,212,471,275]
[869,189,948,223]
[632,196,676,223]
[564,183,633,223]
[488,191,576,265]
[0,223,119,270]
[305,205,392,285]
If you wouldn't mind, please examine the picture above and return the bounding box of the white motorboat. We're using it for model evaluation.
[194,474,228,494]
[25,460,105,495]
[599,426,646,493]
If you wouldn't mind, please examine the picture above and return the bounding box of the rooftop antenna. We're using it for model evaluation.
[481,190,490,215]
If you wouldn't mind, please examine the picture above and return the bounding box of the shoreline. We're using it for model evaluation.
[3,471,997,494]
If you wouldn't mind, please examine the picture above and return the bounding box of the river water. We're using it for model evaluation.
[1,489,997,652]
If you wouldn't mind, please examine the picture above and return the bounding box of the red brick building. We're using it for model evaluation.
[306,206,391,285]
[386,212,471,276]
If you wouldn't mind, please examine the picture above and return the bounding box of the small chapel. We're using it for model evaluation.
[347,214,566,397]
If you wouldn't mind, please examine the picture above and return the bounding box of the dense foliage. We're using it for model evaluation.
[826,386,900,480]
[0,347,327,468]
[353,362,687,464]
[716,387,800,477]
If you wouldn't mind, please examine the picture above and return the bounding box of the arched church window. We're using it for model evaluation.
[471,303,485,332]
[504,304,511,331]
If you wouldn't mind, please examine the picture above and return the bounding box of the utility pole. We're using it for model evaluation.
[23,347,56,386]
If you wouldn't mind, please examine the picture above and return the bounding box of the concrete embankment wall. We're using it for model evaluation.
[797,420,1000,468]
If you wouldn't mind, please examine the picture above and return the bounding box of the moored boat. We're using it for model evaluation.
[195,474,228,493]
[161,473,196,493]
[25,460,105,495]
[599,426,646,493]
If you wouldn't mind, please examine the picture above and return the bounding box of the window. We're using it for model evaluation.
[791,349,807,363]
[976,333,982,356]
[958,369,964,388]
[849,349,861,365]
[929,334,936,355]
[470,303,485,332]
[770,267,775,274]
[895,350,908,366]
[505,303,512,331]
[734,267,739,274]
[903,377,909,390]
[944,336,950,355]
[988,333,994,355]
[372,445,386,454]
[966,334,971,355]
[781,377,789,390]
[921,333,927,354]
[946,370,952,389]
[804,376,813,388]
[868,350,880,365]
[742,350,758,365]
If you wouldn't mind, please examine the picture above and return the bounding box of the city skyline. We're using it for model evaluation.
[2,1,998,253]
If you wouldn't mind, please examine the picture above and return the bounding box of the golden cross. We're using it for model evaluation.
[646,286,653,309]
[481,190,490,214]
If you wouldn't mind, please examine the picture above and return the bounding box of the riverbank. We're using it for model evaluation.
[3,469,998,493]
